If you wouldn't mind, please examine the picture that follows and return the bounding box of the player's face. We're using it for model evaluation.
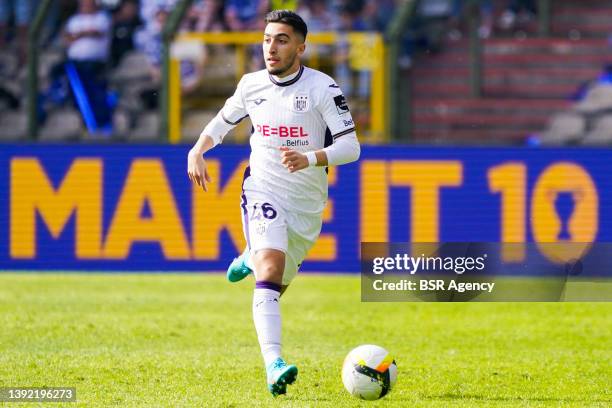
[263,23,305,77]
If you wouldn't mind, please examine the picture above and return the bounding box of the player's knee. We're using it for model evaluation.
[252,249,285,283]
[255,262,284,282]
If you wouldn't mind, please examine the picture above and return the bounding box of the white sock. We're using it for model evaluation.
[253,286,282,368]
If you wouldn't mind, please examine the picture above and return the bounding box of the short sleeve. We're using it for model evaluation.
[219,75,248,125]
[201,75,249,145]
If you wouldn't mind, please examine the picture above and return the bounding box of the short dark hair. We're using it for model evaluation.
[265,10,308,41]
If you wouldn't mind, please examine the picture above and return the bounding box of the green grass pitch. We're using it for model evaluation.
[0,273,610,407]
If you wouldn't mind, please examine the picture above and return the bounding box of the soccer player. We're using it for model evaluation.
[187,10,360,397]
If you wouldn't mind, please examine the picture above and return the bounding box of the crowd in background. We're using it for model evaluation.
[0,0,404,133]
[0,0,543,137]
[0,0,399,60]
[0,0,541,71]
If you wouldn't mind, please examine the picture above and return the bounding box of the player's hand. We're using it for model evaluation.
[187,149,212,191]
[279,146,308,173]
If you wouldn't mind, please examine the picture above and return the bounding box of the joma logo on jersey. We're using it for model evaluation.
[256,124,309,137]
[247,98,267,105]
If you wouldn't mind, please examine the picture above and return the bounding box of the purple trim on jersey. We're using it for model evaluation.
[268,65,304,87]
[255,281,282,292]
[324,127,332,175]
[241,193,251,250]
[241,165,251,189]
[332,127,356,140]
[241,166,252,250]
[222,112,249,125]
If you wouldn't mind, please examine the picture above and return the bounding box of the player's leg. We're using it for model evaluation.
[251,249,297,396]
[258,212,319,391]
[227,185,255,282]
[238,190,297,396]
[252,248,284,371]
[227,248,290,284]
[252,248,284,284]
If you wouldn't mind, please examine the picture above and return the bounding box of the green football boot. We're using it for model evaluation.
[226,248,252,282]
[266,358,298,397]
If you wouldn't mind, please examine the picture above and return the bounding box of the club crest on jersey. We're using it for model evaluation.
[293,93,309,112]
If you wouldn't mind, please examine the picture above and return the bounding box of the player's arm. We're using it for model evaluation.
[187,134,215,191]
[280,84,360,173]
[188,76,248,190]
[279,134,360,172]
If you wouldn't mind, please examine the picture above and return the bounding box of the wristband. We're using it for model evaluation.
[305,151,318,167]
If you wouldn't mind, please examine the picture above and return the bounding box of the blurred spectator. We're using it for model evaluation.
[297,0,335,33]
[335,2,370,98]
[187,0,226,32]
[451,0,493,39]
[99,0,123,10]
[334,0,365,17]
[224,0,269,31]
[136,2,173,82]
[297,0,336,73]
[139,0,177,28]
[47,0,113,128]
[362,0,395,32]
[499,0,537,31]
[135,1,205,103]
[134,1,168,111]
[337,2,367,32]
[0,85,19,108]
[0,0,33,59]
[572,64,612,102]
[225,0,269,70]
[415,0,453,51]
[110,0,142,67]
[63,0,111,72]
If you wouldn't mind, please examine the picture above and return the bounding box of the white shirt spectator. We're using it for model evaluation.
[139,0,177,28]
[66,11,112,61]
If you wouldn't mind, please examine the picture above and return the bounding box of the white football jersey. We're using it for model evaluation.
[218,65,357,214]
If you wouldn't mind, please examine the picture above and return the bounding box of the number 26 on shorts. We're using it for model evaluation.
[250,202,278,221]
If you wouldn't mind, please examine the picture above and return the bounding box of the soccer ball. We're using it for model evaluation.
[341,344,397,400]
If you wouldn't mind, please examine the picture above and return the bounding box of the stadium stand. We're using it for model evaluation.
[582,114,612,146]
[0,108,27,140]
[3,0,611,144]
[538,112,585,145]
[39,107,84,141]
[129,110,161,141]
[410,0,612,144]
[0,47,25,140]
[575,84,612,114]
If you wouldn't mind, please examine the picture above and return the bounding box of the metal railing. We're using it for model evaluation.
[26,0,53,140]
[167,31,387,144]
[160,0,193,141]
[385,0,417,140]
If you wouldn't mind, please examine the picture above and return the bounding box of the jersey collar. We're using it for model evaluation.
[269,65,304,87]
